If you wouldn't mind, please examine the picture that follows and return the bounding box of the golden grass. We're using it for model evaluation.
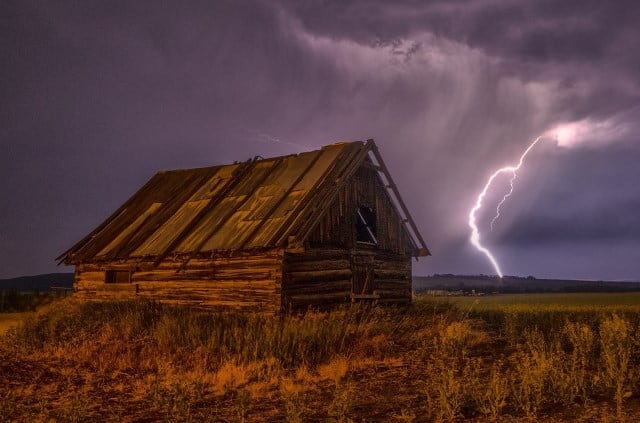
[0,312,34,335]
[0,294,639,421]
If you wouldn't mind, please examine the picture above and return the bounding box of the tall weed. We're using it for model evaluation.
[599,315,632,419]
[563,321,595,404]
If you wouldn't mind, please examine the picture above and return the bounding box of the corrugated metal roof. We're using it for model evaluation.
[59,142,378,263]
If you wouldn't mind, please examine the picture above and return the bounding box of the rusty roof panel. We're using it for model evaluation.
[59,140,435,264]
[245,146,345,248]
[96,202,163,258]
[267,142,365,246]
[216,151,323,249]
[70,171,198,261]
[111,168,221,258]
[128,167,237,257]
[131,199,210,256]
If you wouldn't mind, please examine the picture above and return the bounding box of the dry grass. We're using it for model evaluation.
[1,295,640,421]
[0,312,34,336]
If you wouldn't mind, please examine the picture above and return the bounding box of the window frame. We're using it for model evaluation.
[105,269,133,284]
[355,205,378,245]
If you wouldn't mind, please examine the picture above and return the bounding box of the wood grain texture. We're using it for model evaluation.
[282,247,412,310]
[74,249,284,313]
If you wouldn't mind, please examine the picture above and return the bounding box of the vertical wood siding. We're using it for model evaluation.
[307,165,413,254]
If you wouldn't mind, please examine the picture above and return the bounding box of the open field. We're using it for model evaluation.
[1,294,639,421]
[414,275,640,294]
[427,292,640,311]
[0,312,33,336]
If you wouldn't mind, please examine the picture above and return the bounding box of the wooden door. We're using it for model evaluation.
[351,252,375,298]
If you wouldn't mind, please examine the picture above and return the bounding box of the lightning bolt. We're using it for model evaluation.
[468,136,542,278]
[490,172,517,231]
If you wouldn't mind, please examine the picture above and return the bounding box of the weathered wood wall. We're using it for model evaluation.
[283,249,352,311]
[307,164,414,255]
[73,249,284,313]
[283,248,411,311]
[371,250,412,304]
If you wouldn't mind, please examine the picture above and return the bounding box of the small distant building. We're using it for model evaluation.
[58,140,429,313]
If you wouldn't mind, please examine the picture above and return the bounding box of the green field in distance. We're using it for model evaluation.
[418,291,640,312]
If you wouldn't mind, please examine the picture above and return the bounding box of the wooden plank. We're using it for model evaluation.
[285,281,352,295]
[285,249,349,262]
[286,259,350,272]
[75,280,136,291]
[75,271,106,282]
[351,294,380,300]
[288,269,352,283]
[369,142,429,255]
[288,292,351,302]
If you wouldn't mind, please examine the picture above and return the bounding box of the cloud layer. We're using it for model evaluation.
[1,0,639,279]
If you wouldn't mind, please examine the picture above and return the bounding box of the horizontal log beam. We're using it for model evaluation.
[287,269,352,283]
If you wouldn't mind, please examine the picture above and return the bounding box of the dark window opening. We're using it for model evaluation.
[105,270,131,284]
[356,205,377,244]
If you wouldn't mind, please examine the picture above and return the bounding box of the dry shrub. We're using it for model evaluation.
[563,321,596,404]
[279,377,307,423]
[214,360,249,395]
[424,358,466,422]
[393,408,416,422]
[474,361,509,420]
[435,319,486,360]
[248,357,283,386]
[294,365,313,383]
[318,357,353,422]
[143,368,210,421]
[509,351,547,418]
[318,356,349,387]
[599,315,633,419]
[327,381,354,423]
[55,394,90,423]
[0,392,18,422]
[353,333,393,359]
[509,329,554,418]
[233,388,252,423]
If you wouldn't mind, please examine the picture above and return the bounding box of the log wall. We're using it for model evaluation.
[73,246,410,313]
[283,249,352,311]
[283,248,412,311]
[73,249,284,313]
[371,250,412,304]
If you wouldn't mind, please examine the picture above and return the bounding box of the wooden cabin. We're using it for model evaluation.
[58,140,430,313]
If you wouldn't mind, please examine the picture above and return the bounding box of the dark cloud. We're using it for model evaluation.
[277,0,640,120]
[1,0,639,279]
[501,201,640,245]
[277,0,640,64]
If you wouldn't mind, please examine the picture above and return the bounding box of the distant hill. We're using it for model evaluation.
[0,273,74,291]
[5,272,640,294]
[413,274,640,293]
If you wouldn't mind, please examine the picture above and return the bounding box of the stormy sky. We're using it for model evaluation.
[2,0,639,280]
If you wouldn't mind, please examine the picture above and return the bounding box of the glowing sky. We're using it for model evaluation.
[2,1,639,280]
